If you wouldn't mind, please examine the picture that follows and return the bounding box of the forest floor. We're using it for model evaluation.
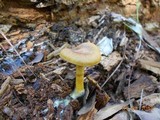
[0,0,160,120]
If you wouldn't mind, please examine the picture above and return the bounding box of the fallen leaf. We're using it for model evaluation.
[133,108,160,120]
[111,13,160,53]
[123,75,157,99]
[137,93,160,106]
[96,90,110,110]
[97,36,113,56]
[78,94,96,115]
[94,100,131,120]
[77,105,97,120]
[109,111,129,120]
[60,105,73,120]
[100,51,122,71]
[29,52,44,64]
[138,59,160,75]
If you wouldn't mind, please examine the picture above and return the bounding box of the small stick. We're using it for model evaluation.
[0,44,27,82]
[139,89,144,110]
[0,30,37,78]
[100,59,123,88]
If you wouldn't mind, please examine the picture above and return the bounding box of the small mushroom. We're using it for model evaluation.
[60,42,101,99]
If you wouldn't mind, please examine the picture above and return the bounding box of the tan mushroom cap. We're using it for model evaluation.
[60,42,101,66]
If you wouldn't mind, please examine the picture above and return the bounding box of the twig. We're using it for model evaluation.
[47,43,69,60]
[0,30,37,78]
[0,44,27,82]
[101,58,124,88]
[127,67,133,108]
[0,76,11,97]
[139,89,144,110]
[93,28,104,43]
[40,73,50,81]
[100,38,127,88]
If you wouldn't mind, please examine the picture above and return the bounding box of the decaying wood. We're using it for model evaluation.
[0,0,108,24]
[0,0,50,24]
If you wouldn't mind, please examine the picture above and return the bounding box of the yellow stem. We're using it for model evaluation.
[75,65,84,93]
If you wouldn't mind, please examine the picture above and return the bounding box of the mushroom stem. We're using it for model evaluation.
[75,65,84,93]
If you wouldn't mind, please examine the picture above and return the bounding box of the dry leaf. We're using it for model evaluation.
[133,108,160,120]
[123,75,157,99]
[29,52,44,64]
[100,51,122,71]
[97,36,113,56]
[94,101,131,120]
[138,59,160,75]
[77,105,97,120]
[78,94,96,115]
[137,93,160,106]
[109,111,129,120]
[96,90,110,110]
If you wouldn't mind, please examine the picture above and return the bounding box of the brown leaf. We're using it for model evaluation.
[110,111,129,120]
[100,51,122,71]
[96,90,110,110]
[138,59,160,75]
[123,75,157,99]
[94,100,131,120]
[78,94,96,115]
[132,108,160,120]
[77,105,97,120]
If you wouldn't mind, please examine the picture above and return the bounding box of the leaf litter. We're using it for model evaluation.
[0,1,160,120]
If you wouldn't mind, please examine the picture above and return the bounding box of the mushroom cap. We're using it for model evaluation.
[60,42,101,66]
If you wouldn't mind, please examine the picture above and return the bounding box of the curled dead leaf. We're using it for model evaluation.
[77,105,97,120]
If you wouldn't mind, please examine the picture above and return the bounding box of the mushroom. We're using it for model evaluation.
[60,42,101,99]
